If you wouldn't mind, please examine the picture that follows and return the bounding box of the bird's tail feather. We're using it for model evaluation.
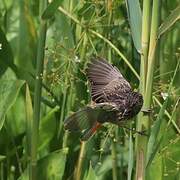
[80,122,102,141]
[64,106,100,132]
[64,107,102,141]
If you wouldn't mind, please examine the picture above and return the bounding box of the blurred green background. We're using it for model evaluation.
[0,0,179,180]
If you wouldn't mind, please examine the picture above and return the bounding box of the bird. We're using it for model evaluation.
[64,57,143,141]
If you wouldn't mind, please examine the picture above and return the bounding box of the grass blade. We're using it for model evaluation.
[128,131,133,180]
[25,84,33,157]
[42,0,63,19]
[0,79,24,130]
[126,0,142,52]
[146,96,169,166]
[84,162,97,180]
[146,60,180,166]
[158,4,180,38]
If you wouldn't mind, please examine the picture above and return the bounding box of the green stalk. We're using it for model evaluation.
[75,142,86,180]
[139,0,151,93]
[74,28,89,180]
[145,0,160,107]
[57,85,68,138]
[111,138,118,180]
[63,77,75,148]
[136,0,160,179]
[31,0,47,179]
[107,1,113,64]
[127,130,133,180]
[135,0,151,178]
[57,58,72,139]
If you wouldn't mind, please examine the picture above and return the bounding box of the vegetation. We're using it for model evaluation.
[0,0,179,179]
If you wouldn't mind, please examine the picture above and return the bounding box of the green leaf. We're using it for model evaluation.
[18,0,36,73]
[0,79,25,130]
[6,95,26,136]
[19,148,68,180]
[37,148,68,179]
[39,106,59,151]
[84,163,97,180]
[146,96,169,165]
[147,154,163,180]
[42,0,63,19]
[146,136,163,168]
[126,0,142,52]
[0,27,14,76]
[158,4,180,38]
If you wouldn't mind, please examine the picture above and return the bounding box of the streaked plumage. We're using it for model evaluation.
[64,57,143,141]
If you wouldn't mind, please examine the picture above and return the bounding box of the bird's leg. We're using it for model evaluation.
[121,126,148,136]
[141,107,152,115]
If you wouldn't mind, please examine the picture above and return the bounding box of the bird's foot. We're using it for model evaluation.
[122,126,148,136]
[136,130,148,136]
[141,108,152,115]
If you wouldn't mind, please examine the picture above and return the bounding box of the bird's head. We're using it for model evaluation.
[131,92,143,115]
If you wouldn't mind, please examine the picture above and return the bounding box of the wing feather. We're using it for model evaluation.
[86,57,131,103]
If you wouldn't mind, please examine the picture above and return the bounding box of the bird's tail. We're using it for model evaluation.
[80,122,102,141]
[64,107,102,141]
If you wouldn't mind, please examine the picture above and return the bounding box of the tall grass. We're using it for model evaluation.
[31,0,48,179]
[0,0,179,180]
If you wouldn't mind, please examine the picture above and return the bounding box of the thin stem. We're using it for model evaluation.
[57,6,139,80]
[153,96,180,134]
[75,141,86,180]
[57,60,71,138]
[31,0,47,179]
[128,130,133,180]
[89,29,139,80]
[57,87,68,138]
[74,29,89,179]
[111,138,118,180]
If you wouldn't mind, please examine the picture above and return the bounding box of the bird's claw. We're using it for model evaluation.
[141,108,152,114]
[137,130,148,136]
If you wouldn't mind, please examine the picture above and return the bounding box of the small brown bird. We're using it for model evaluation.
[64,57,143,141]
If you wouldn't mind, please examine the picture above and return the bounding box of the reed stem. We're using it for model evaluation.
[75,141,86,180]
[31,1,47,179]
[136,0,160,179]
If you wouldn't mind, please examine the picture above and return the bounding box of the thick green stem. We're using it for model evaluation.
[31,1,47,179]
[145,0,160,107]
[135,0,151,178]
[139,0,151,94]
[136,0,160,179]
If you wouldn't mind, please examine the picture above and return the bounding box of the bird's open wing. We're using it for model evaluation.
[64,102,118,132]
[86,57,131,103]
[64,102,118,141]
